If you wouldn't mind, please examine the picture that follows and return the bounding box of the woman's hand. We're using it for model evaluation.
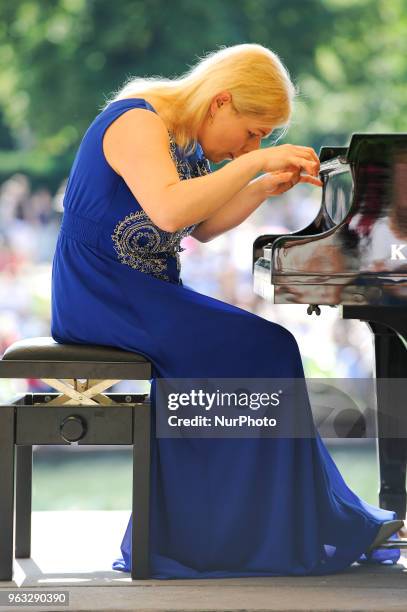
[254,167,323,198]
[253,143,321,178]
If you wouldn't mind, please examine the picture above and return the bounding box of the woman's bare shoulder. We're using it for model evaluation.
[103,104,170,172]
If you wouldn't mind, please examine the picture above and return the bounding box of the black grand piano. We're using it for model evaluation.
[253,133,407,519]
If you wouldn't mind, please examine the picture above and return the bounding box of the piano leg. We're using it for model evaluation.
[367,321,407,520]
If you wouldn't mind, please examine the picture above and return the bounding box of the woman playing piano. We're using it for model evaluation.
[51,43,404,578]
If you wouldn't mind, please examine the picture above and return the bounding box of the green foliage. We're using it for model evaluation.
[0,0,406,187]
[292,0,407,151]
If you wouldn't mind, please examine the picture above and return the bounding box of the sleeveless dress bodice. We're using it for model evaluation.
[59,97,211,285]
[50,97,401,579]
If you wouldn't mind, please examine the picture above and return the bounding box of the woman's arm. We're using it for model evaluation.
[191,170,323,242]
[191,179,265,242]
[103,108,319,232]
[104,108,261,232]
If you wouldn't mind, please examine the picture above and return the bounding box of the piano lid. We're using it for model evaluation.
[253,133,407,307]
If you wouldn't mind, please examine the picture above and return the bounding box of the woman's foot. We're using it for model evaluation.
[368,519,405,552]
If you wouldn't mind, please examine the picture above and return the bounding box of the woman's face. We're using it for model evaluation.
[197,91,274,163]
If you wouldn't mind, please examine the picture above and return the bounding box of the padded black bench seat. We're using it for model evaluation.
[1,337,152,379]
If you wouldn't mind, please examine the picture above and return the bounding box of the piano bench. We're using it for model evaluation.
[0,336,153,582]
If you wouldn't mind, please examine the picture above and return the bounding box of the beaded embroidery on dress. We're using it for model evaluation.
[111,134,211,283]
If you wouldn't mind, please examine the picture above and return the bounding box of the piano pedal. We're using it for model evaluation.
[307,304,321,316]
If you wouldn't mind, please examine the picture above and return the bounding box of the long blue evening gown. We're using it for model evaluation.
[51,97,401,579]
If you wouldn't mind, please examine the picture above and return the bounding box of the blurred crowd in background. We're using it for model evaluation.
[0,169,374,403]
[2,0,404,401]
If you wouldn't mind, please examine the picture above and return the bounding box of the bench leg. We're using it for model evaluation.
[15,446,32,558]
[131,402,151,579]
[0,407,15,580]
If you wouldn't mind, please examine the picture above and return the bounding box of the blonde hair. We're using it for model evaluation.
[103,43,296,155]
